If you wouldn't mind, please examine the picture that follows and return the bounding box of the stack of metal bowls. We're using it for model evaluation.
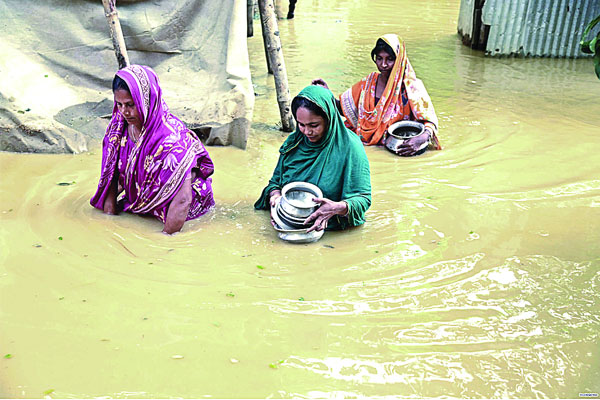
[272,181,323,229]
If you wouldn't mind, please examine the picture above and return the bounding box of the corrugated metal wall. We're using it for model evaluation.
[459,0,600,57]
[458,0,476,40]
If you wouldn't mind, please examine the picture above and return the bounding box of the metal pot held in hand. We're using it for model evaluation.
[385,120,427,154]
[279,181,323,219]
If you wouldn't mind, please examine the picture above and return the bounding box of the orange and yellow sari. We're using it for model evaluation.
[339,34,441,149]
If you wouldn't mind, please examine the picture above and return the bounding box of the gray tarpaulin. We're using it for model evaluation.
[0,0,254,153]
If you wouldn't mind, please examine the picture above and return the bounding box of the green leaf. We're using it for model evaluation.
[57,182,73,186]
[269,363,278,369]
[256,265,265,270]
[58,236,63,240]
[298,297,304,301]
[226,292,235,298]
[4,354,12,359]
[43,389,54,395]
[58,297,64,300]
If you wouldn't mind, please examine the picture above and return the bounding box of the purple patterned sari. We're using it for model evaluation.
[91,65,214,223]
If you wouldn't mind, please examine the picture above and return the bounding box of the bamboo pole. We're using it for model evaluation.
[258,0,295,132]
[101,0,130,69]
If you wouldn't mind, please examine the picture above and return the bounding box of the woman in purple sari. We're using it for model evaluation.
[91,65,215,234]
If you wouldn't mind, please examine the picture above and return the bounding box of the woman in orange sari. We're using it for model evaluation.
[313,34,440,156]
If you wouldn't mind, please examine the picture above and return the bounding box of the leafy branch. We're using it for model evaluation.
[580,14,600,79]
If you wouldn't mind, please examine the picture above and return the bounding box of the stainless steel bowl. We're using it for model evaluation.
[279,182,323,218]
[385,121,425,154]
[276,206,307,229]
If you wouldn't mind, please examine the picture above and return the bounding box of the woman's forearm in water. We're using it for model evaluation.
[103,172,119,214]
[163,176,193,234]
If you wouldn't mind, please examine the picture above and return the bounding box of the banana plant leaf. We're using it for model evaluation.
[580,14,600,79]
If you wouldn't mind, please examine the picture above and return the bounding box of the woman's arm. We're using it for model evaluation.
[103,172,119,215]
[163,174,193,234]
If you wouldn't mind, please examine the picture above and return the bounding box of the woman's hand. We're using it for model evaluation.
[269,189,282,208]
[304,197,348,232]
[396,129,431,156]
[311,78,330,90]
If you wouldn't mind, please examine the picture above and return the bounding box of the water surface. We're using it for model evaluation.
[1,0,599,398]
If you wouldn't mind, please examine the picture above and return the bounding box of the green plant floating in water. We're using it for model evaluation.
[269,360,285,369]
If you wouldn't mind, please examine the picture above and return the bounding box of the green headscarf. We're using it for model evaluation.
[254,85,371,230]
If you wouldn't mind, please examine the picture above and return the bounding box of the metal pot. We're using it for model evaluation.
[385,121,425,154]
[276,206,307,229]
[279,182,323,218]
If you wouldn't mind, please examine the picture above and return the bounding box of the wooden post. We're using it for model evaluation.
[258,0,295,132]
[247,0,254,37]
[259,9,273,74]
[101,0,130,69]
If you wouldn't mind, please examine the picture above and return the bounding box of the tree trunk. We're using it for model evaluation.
[101,0,130,69]
[258,0,295,132]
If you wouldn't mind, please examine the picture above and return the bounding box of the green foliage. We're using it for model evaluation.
[580,14,600,79]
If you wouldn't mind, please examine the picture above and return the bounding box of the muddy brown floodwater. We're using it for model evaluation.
[1,0,599,398]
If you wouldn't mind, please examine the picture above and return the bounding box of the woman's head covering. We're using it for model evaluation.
[282,85,346,153]
[255,85,371,230]
[91,65,213,218]
[344,34,440,148]
[114,65,166,138]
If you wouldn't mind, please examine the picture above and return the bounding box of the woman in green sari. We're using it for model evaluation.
[254,85,371,232]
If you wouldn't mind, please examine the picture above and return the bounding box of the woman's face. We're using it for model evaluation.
[374,49,396,74]
[114,89,142,128]
[296,106,327,143]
